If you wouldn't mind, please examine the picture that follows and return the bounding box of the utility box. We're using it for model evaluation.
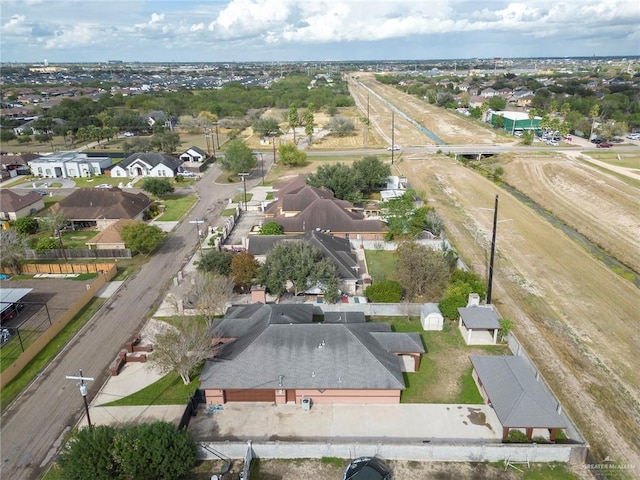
[301,397,311,411]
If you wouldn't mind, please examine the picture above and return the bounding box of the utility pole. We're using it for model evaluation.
[486,194,499,305]
[260,153,265,185]
[272,136,277,164]
[391,110,395,165]
[189,219,205,254]
[238,173,249,211]
[66,369,94,428]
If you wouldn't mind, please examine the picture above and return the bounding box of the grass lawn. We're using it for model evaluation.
[582,151,640,169]
[232,192,254,203]
[73,175,125,188]
[157,195,198,221]
[59,230,97,248]
[372,316,508,404]
[99,369,202,407]
[364,249,397,282]
[0,298,104,410]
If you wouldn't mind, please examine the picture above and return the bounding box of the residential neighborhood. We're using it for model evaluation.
[0,54,638,480]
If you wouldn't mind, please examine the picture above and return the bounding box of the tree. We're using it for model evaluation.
[220,139,256,174]
[0,129,17,143]
[352,155,391,194]
[176,271,234,323]
[121,222,166,254]
[499,318,514,342]
[306,162,362,204]
[260,241,338,297]
[114,422,197,480]
[141,177,175,197]
[259,221,284,235]
[303,109,314,140]
[231,252,260,292]
[13,217,39,235]
[278,143,307,167]
[365,280,403,303]
[151,130,181,154]
[0,230,28,274]
[486,96,507,111]
[396,242,450,301]
[252,117,281,137]
[288,104,299,143]
[57,425,120,480]
[196,249,233,275]
[325,116,356,137]
[148,318,222,385]
[40,212,69,254]
[34,236,60,253]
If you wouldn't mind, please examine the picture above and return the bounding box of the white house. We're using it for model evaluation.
[179,146,208,163]
[111,152,183,178]
[28,152,111,179]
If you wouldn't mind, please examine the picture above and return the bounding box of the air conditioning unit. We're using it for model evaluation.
[301,397,312,411]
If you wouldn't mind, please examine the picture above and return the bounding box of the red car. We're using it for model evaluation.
[597,142,613,148]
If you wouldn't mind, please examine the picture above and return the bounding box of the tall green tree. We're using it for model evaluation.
[288,104,299,143]
[220,139,256,174]
[196,249,233,275]
[114,422,197,480]
[352,155,391,194]
[260,241,338,299]
[306,162,362,204]
[13,217,39,235]
[57,425,120,480]
[259,221,284,235]
[121,222,166,254]
[252,117,281,137]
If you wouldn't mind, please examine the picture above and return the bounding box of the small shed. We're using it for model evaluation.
[421,303,443,331]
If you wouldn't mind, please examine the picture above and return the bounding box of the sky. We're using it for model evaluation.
[1,0,639,63]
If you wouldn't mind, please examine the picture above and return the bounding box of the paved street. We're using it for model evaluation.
[0,162,263,480]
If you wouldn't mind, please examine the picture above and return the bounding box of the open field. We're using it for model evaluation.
[353,76,640,469]
[351,73,514,146]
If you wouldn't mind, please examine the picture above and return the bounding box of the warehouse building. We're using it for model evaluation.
[489,111,541,135]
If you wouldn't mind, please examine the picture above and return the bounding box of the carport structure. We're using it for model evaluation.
[469,355,567,441]
[458,306,500,345]
[0,288,33,324]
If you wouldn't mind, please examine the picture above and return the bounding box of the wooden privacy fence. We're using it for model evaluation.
[1,262,117,275]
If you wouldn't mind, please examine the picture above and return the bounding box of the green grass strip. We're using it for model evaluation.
[1,298,105,410]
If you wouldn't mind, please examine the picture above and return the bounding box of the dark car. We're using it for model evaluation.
[597,142,613,148]
[590,138,603,144]
[33,189,48,196]
[0,303,25,325]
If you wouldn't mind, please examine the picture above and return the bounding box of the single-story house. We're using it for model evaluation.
[200,303,424,405]
[469,355,567,441]
[85,219,136,250]
[421,303,444,331]
[48,188,152,229]
[111,152,183,178]
[0,190,44,222]
[458,305,501,345]
[179,146,208,163]
[28,152,111,178]
[264,176,387,240]
[247,230,361,295]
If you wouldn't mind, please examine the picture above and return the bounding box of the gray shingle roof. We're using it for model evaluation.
[0,189,42,212]
[119,152,183,170]
[469,355,566,429]
[49,188,151,221]
[458,306,500,329]
[201,305,420,391]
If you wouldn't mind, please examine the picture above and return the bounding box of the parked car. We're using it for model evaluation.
[590,138,603,144]
[597,142,613,148]
[123,132,135,137]
[1,303,25,325]
[626,133,640,140]
[386,145,401,151]
[33,189,48,196]
[94,183,113,188]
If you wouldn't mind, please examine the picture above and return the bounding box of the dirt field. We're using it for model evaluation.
[349,77,640,470]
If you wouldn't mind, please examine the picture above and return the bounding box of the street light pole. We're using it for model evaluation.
[66,369,94,428]
[391,110,395,165]
[260,153,264,185]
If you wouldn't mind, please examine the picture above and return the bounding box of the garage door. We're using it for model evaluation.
[225,389,275,402]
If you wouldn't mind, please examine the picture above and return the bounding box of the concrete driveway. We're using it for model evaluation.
[188,402,502,443]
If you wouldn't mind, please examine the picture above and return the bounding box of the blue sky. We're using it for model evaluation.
[1,0,639,63]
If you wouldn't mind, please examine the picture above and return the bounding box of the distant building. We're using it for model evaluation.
[489,111,541,134]
[28,152,111,179]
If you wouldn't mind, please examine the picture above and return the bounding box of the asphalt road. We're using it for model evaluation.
[0,162,252,480]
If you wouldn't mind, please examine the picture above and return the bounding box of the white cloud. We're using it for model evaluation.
[2,14,30,35]
[44,23,97,49]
